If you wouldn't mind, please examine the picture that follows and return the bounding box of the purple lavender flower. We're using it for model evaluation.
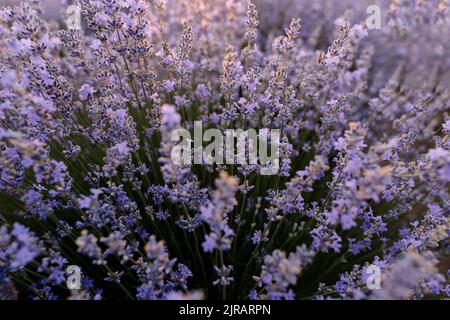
[0,0,448,301]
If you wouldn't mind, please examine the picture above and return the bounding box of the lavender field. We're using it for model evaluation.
[0,0,449,300]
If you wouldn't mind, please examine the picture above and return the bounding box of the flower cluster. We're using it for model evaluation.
[0,0,449,300]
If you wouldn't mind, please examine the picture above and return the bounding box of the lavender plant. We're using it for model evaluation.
[0,0,449,300]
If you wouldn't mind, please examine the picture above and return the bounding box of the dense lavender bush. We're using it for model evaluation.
[0,0,449,300]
